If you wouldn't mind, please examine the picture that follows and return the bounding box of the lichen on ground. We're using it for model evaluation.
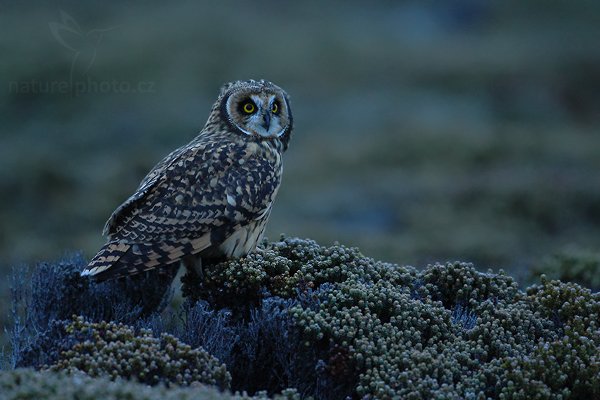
[3,237,599,399]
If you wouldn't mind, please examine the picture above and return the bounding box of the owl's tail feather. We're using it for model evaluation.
[82,234,214,281]
[82,241,132,280]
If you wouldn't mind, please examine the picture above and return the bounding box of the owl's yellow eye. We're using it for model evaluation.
[242,102,256,114]
[271,102,279,114]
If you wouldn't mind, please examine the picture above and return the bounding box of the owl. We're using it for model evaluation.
[81,79,293,280]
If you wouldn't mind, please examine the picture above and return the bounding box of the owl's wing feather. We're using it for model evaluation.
[83,234,214,280]
[84,137,280,280]
[102,145,190,236]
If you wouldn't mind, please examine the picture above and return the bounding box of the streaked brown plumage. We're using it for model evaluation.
[82,79,293,280]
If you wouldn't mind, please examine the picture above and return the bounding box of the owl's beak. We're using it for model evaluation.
[262,112,271,130]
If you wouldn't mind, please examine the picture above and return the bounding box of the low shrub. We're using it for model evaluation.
[44,317,231,388]
[5,237,599,399]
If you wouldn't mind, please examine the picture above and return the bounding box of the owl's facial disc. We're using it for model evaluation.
[226,89,289,139]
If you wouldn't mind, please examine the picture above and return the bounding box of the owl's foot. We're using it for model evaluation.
[253,246,266,256]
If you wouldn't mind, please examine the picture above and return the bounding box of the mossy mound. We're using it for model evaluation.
[6,237,600,399]
[44,317,231,389]
[0,369,300,400]
[183,238,599,399]
[494,278,600,399]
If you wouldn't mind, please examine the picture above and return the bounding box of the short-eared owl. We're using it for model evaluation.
[82,79,293,280]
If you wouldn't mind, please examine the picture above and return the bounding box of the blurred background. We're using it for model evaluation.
[1,0,599,302]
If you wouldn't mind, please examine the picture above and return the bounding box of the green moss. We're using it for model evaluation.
[45,317,231,389]
[420,261,519,308]
[0,369,301,400]
[496,279,600,399]
[183,237,415,309]
[0,368,230,400]
[182,237,600,399]
[10,238,600,398]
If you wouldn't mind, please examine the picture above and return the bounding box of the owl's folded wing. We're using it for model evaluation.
[82,139,279,280]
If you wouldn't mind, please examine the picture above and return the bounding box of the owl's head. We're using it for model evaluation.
[217,79,293,149]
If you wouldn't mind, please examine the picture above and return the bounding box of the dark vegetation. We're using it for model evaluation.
[2,238,598,399]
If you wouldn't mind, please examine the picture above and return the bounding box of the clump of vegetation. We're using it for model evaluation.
[184,238,600,399]
[4,237,600,399]
[9,253,174,368]
[182,237,397,309]
[170,297,324,396]
[531,248,600,291]
[493,278,600,399]
[44,316,231,388]
[0,369,301,400]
